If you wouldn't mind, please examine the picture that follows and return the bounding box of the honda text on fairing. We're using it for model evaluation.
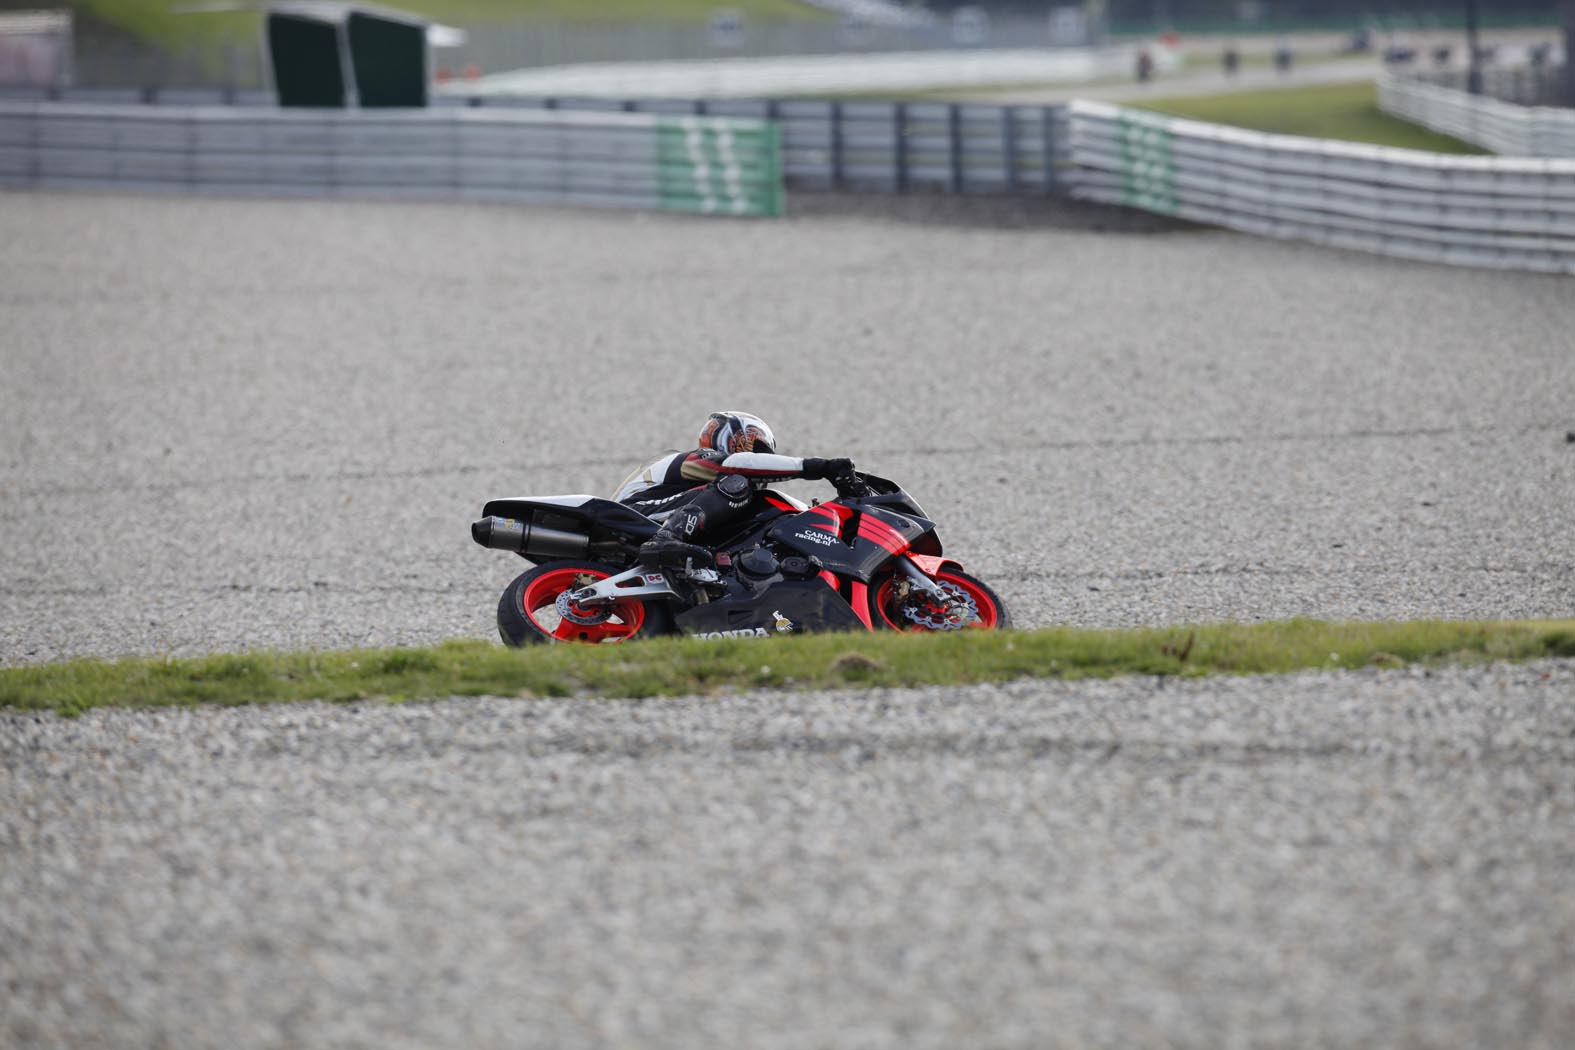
[470,471,1010,644]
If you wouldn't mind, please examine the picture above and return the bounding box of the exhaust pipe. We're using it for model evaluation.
[471,516,589,560]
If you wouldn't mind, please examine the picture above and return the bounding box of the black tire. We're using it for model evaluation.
[497,560,674,646]
[866,567,1011,632]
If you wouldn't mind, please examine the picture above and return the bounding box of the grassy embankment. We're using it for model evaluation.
[4,619,1573,717]
[845,78,1482,153]
[1132,80,1487,153]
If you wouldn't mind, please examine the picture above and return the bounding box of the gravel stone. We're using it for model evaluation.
[3,190,1574,1047]
[5,663,1575,1048]
[2,192,1572,664]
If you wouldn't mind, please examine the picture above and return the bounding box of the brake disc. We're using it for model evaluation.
[901,580,978,631]
[556,582,612,626]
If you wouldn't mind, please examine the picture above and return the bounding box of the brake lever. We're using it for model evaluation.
[834,473,870,498]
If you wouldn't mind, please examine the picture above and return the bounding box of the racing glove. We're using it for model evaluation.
[800,457,853,481]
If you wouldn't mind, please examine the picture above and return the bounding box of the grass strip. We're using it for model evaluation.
[4,619,1574,717]
[1131,80,1488,153]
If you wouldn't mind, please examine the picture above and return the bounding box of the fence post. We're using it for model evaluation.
[830,100,844,189]
[27,104,39,188]
[1003,105,1018,192]
[184,107,197,191]
[894,101,908,192]
[1041,105,1058,191]
[947,103,962,192]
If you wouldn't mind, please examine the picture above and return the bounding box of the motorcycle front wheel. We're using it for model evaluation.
[497,561,673,646]
[868,567,1011,632]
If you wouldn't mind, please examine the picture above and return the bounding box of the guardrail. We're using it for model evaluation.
[0,101,784,216]
[1385,65,1569,108]
[1062,99,1575,274]
[0,85,275,107]
[437,95,1065,194]
[6,93,1573,274]
[1378,71,1575,158]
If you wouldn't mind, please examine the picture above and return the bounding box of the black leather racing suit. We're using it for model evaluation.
[616,448,843,564]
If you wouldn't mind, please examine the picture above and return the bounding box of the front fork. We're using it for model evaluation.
[897,556,951,602]
[890,555,978,628]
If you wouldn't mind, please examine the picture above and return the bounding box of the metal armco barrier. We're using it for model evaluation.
[441,95,1064,194]
[1385,66,1569,109]
[1379,72,1575,159]
[1062,99,1575,275]
[0,102,785,217]
[6,93,1574,274]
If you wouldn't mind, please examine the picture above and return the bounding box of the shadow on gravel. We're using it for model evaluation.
[786,190,1200,234]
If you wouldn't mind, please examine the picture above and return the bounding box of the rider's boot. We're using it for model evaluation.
[636,474,753,580]
[637,504,715,579]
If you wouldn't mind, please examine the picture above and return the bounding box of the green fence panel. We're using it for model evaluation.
[656,116,784,218]
[1116,110,1179,215]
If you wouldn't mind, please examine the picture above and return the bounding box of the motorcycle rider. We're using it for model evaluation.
[616,411,853,575]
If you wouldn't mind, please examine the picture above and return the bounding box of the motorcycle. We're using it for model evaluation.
[470,470,1010,645]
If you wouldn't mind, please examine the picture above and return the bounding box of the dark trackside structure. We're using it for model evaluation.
[266,2,430,107]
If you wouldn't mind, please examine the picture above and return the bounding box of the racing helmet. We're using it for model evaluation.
[698,411,776,456]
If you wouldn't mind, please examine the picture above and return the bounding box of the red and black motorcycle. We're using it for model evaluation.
[470,471,1009,645]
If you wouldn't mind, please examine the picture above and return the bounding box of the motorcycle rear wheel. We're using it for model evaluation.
[868,567,1011,632]
[498,561,673,646]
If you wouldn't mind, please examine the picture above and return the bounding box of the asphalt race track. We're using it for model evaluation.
[3,192,1575,1048]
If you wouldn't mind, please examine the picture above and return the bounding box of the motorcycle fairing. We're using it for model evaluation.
[674,580,866,636]
[843,473,929,521]
[491,495,595,508]
[762,492,811,513]
[766,502,934,583]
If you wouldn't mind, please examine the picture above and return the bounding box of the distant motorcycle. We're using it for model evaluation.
[471,471,1010,644]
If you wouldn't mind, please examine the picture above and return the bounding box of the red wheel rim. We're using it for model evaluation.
[873,571,1001,632]
[520,568,646,643]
